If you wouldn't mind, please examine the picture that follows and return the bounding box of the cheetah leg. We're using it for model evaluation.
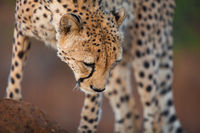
[157,52,183,133]
[104,62,141,133]
[155,0,183,132]
[78,93,103,132]
[132,54,160,133]
[5,25,31,101]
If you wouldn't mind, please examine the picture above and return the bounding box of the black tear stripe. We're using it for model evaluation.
[73,0,77,4]
[77,63,95,86]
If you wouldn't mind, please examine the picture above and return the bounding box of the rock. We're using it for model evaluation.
[0,99,68,133]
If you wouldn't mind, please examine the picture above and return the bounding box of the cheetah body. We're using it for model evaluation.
[9,0,126,95]
[6,0,183,133]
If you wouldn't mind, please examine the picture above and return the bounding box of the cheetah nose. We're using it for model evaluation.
[90,85,105,92]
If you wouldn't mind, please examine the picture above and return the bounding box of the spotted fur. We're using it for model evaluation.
[5,0,183,133]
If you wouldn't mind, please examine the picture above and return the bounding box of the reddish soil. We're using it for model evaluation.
[0,99,68,133]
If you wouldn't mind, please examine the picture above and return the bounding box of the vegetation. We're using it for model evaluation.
[174,0,200,50]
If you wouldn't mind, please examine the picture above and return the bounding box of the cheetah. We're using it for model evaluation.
[78,0,184,132]
[5,0,183,133]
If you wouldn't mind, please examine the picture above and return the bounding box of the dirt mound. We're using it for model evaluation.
[0,99,68,133]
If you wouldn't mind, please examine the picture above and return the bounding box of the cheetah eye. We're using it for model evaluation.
[83,62,95,68]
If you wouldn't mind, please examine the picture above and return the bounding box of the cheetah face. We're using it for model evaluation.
[57,8,126,93]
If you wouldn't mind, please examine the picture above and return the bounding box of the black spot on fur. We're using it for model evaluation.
[117,119,124,124]
[91,107,95,112]
[168,114,177,124]
[167,99,173,106]
[82,125,88,129]
[15,88,19,93]
[139,71,145,78]
[161,110,169,116]
[88,119,94,124]
[146,85,152,92]
[83,116,88,121]
[144,61,150,69]
[73,0,77,3]
[116,78,121,84]
[176,127,183,133]
[137,39,142,46]
[91,96,96,102]
[9,92,13,98]
[126,112,132,119]
[11,65,14,71]
[18,51,24,59]
[11,77,15,84]
[16,73,21,79]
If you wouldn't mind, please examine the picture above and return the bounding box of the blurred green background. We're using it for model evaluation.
[174,0,200,51]
[0,0,199,133]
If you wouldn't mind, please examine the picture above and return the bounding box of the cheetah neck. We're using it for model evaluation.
[42,0,102,13]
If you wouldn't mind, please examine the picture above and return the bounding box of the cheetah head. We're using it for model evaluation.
[57,8,125,93]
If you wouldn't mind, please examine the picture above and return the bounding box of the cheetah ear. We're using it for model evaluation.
[111,8,126,26]
[59,13,81,34]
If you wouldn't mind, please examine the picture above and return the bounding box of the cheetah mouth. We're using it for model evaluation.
[90,85,105,92]
[77,63,95,86]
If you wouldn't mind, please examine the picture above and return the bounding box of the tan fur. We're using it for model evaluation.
[5,0,183,133]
